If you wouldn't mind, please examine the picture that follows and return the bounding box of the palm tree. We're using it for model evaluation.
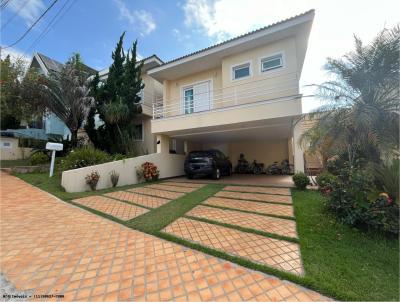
[39,54,94,147]
[301,26,399,165]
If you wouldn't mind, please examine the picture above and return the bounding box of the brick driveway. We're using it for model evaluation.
[163,184,303,276]
[0,173,331,301]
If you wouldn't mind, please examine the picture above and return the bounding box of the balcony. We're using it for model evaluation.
[151,72,302,135]
[152,72,300,120]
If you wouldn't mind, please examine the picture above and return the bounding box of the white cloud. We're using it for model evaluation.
[0,46,31,65]
[172,28,191,42]
[6,0,45,26]
[114,0,156,36]
[181,0,400,112]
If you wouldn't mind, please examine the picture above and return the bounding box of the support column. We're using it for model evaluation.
[156,134,170,154]
[293,122,305,173]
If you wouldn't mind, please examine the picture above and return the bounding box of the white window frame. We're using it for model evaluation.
[180,79,213,114]
[133,122,144,142]
[259,51,285,74]
[231,60,252,81]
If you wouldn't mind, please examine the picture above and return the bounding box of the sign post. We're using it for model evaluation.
[45,142,63,177]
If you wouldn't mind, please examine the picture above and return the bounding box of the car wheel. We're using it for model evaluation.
[212,168,221,180]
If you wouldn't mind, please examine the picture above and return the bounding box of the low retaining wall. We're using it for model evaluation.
[61,153,186,193]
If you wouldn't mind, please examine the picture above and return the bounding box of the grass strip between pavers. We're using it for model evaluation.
[201,203,296,221]
[14,172,399,302]
[184,215,299,243]
[126,184,224,233]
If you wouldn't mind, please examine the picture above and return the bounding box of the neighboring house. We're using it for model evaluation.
[28,52,97,139]
[147,10,315,172]
[0,129,49,160]
[98,55,164,155]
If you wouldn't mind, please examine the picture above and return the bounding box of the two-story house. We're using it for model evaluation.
[147,10,314,172]
[28,52,97,139]
[98,55,164,155]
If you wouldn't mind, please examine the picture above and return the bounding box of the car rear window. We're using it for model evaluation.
[188,151,213,158]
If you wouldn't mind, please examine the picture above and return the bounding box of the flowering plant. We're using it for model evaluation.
[85,171,100,191]
[136,162,159,182]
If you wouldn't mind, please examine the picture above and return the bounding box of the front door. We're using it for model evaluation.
[183,81,211,114]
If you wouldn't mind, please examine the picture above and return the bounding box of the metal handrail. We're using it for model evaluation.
[152,72,299,118]
[152,84,299,118]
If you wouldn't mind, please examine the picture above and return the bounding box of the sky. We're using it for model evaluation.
[1,0,399,112]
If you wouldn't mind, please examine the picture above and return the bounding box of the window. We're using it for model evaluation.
[232,63,251,80]
[261,54,283,72]
[134,123,143,141]
[184,88,194,114]
[1,142,12,149]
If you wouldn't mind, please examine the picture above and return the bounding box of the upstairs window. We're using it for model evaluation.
[232,62,251,80]
[261,54,283,72]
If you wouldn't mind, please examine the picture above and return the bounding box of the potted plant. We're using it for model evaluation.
[85,171,100,191]
[136,162,159,182]
[110,170,119,187]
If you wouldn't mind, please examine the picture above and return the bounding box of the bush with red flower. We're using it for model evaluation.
[136,162,159,182]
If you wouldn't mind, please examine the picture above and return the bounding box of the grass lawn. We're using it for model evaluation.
[13,172,399,301]
[293,190,399,301]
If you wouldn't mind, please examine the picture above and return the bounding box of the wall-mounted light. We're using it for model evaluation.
[157,140,160,144]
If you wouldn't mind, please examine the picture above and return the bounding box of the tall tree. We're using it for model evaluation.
[301,26,399,165]
[85,33,144,154]
[39,54,94,146]
[0,55,43,129]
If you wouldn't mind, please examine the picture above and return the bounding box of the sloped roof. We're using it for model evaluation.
[155,9,314,67]
[36,52,97,75]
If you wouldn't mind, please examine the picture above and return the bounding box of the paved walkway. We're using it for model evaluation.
[0,173,331,301]
[163,184,302,276]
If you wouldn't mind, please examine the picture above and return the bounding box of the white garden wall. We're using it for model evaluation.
[61,153,186,193]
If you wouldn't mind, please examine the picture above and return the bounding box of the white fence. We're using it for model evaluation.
[61,153,186,193]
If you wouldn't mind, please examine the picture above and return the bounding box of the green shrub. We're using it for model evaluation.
[29,151,50,165]
[316,171,337,188]
[61,147,112,171]
[328,162,399,234]
[293,172,310,190]
[113,153,127,161]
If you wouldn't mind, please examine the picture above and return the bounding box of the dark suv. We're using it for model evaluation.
[184,150,232,180]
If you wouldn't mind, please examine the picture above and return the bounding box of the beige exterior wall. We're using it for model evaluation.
[141,74,163,116]
[163,67,222,116]
[160,37,299,118]
[61,153,185,193]
[152,97,301,134]
[0,137,33,160]
[220,37,299,107]
[229,140,288,168]
[133,115,156,155]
